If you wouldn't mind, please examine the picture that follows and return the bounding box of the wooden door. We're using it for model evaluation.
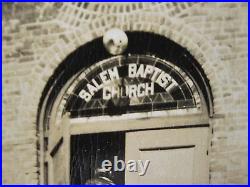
[125,127,209,184]
[48,114,70,184]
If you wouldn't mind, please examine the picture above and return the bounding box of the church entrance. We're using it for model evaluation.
[38,32,213,184]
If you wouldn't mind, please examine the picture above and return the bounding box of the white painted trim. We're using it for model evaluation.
[69,113,209,135]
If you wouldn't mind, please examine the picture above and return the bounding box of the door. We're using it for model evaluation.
[125,127,209,184]
[48,114,70,184]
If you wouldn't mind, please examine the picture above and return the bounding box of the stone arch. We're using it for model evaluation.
[33,3,230,184]
[33,10,228,119]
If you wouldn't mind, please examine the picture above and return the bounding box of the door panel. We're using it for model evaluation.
[125,128,209,184]
[49,114,70,184]
[51,138,66,184]
[139,147,195,184]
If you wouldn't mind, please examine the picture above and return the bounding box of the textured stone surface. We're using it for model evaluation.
[2,2,248,184]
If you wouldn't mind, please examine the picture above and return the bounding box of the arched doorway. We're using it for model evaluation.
[37,32,213,184]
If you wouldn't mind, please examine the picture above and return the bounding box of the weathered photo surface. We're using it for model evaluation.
[2,2,248,184]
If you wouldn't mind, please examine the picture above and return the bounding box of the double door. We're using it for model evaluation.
[49,116,209,184]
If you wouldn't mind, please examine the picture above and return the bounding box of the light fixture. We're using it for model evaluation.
[103,28,128,55]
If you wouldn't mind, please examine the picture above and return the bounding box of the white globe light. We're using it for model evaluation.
[103,28,128,55]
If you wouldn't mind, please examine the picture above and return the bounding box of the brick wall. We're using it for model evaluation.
[2,2,248,184]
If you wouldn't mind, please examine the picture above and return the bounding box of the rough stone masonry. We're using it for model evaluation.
[2,2,248,184]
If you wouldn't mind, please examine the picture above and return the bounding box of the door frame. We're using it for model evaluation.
[46,109,210,184]
[69,111,209,135]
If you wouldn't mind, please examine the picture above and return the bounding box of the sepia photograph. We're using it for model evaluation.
[2,2,248,184]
